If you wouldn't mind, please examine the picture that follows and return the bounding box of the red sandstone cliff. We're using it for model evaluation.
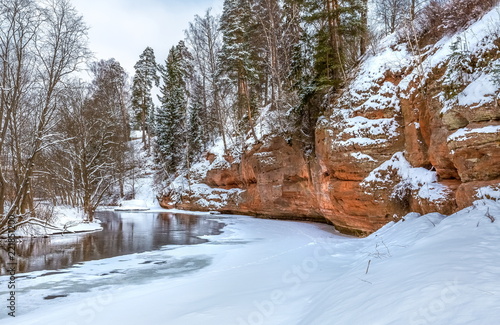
[161,10,500,236]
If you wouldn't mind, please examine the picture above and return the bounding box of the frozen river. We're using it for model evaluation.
[0,211,224,275]
[0,212,342,324]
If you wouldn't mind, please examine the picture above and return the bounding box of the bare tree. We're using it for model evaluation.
[185,9,228,150]
[89,59,131,198]
[0,0,89,234]
[375,0,430,35]
[58,86,116,222]
[375,0,408,34]
[0,0,39,216]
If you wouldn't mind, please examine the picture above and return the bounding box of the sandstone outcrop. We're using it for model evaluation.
[161,10,500,236]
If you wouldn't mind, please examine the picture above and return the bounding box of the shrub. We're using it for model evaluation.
[415,0,499,43]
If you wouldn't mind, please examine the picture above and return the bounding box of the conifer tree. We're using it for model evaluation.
[298,0,344,88]
[219,0,260,142]
[132,47,159,149]
[186,76,205,167]
[156,42,192,176]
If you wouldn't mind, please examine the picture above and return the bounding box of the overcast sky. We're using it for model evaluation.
[71,0,223,77]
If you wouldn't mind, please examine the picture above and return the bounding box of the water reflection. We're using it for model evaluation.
[0,212,223,275]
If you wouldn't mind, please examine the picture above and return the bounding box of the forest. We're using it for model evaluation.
[0,0,497,235]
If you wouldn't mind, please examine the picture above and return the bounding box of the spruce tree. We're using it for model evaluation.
[155,42,192,176]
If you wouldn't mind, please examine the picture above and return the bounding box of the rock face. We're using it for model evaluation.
[161,11,500,236]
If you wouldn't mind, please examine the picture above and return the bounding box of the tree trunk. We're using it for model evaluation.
[240,78,258,143]
[359,0,368,56]
[0,170,5,215]
[325,0,343,81]
[141,109,147,146]
[411,0,416,21]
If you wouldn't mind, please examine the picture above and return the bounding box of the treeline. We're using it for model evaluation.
[133,0,432,182]
[0,0,131,233]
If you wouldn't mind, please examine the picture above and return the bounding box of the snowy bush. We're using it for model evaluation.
[442,37,474,99]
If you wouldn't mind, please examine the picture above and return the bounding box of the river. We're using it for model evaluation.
[0,211,224,276]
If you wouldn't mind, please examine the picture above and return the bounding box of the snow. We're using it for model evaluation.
[2,199,499,325]
[114,199,150,211]
[325,111,401,149]
[122,138,161,208]
[426,6,500,74]
[160,137,246,211]
[168,176,244,210]
[457,71,498,108]
[349,37,409,96]
[356,82,402,112]
[129,130,142,140]
[366,4,500,115]
[341,116,399,138]
[362,152,449,202]
[350,152,376,162]
[299,199,500,325]
[207,137,226,157]
[447,125,500,142]
[431,7,500,113]
[476,185,500,201]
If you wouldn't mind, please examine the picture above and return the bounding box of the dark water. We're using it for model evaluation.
[0,211,224,275]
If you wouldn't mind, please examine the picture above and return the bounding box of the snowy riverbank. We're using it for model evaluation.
[1,198,499,324]
[7,206,103,238]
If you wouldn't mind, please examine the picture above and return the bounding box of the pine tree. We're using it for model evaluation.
[132,47,159,149]
[219,0,260,142]
[293,0,370,89]
[342,0,369,62]
[291,0,344,89]
[155,42,192,176]
[288,0,368,150]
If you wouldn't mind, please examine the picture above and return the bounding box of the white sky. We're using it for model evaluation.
[71,0,223,77]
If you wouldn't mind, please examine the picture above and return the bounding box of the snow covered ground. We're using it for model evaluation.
[1,198,499,324]
[114,199,150,211]
[14,206,102,237]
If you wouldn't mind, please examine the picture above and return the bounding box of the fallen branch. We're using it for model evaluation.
[424,216,436,227]
[485,208,495,223]
[0,216,64,236]
[358,277,373,285]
